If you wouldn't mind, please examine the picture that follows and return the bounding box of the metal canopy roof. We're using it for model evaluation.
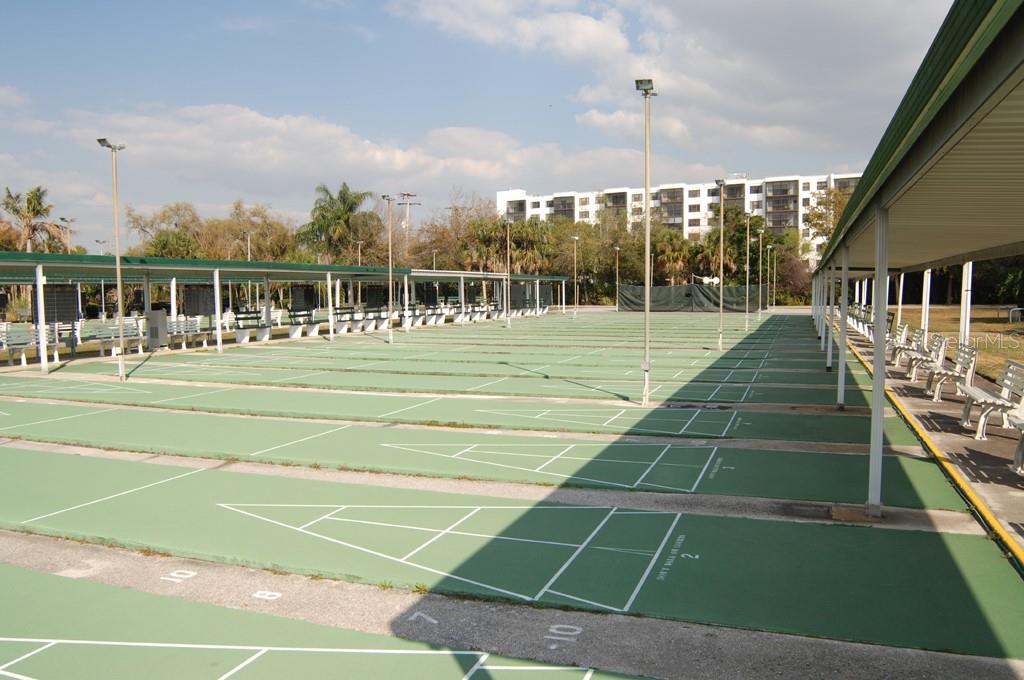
[408,269,568,283]
[0,253,562,286]
[818,0,1024,276]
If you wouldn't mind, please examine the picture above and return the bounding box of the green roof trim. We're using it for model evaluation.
[819,0,1023,268]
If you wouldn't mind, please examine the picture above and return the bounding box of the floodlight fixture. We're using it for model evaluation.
[635,78,654,93]
[97,138,125,151]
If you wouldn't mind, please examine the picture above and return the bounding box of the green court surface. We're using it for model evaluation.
[0,375,916,444]
[56,359,871,406]
[0,399,962,509]
[2,449,1021,659]
[0,564,623,679]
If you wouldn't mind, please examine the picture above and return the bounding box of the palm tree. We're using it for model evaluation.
[297,182,372,263]
[2,186,64,252]
[655,229,690,286]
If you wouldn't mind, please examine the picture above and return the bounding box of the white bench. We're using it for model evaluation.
[168,317,210,350]
[287,310,321,339]
[958,360,1024,440]
[904,334,947,382]
[886,323,909,363]
[0,323,36,366]
[925,343,977,403]
[45,322,83,363]
[97,321,145,356]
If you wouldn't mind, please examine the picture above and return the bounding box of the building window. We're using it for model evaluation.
[546,200,554,208]
[707,187,719,197]
[688,204,700,213]
[578,197,589,206]
[688,218,701,227]
[817,181,827,190]
[579,210,590,219]
[530,201,540,209]
[801,182,810,191]
[750,185,763,194]
[687,188,700,198]
[750,200,763,210]
[802,197,811,207]
[632,193,643,202]
[835,177,860,192]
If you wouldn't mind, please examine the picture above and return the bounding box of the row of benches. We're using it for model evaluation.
[864,317,1024,474]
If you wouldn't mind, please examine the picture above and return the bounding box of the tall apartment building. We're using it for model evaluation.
[496,172,861,266]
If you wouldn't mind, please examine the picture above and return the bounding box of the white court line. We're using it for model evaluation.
[217,649,268,680]
[707,384,724,401]
[535,444,574,472]
[0,637,484,656]
[249,425,351,457]
[220,504,534,601]
[556,355,582,364]
[689,447,718,492]
[602,409,626,427]
[632,444,672,488]
[676,409,702,435]
[378,396,442,418]
[623,513,682,611]
[271,371,325,383]
[402,508,480,560]
[534,507,617,601]
[23,468,204,524]
[545,589,622,612]
[467,377,509,392]
[0,641,56,672]
[0,407,116,432]
[452,444,477,458]
[721,410,739,436]
[462,653,490,679]
[149,386,236,405]
[324,516,580,549]
[299,506,347,531]
[740,384,753,402]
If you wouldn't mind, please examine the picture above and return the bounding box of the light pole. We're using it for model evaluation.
[398,192,420,264]
[773,248,778,307]
[382,196,395,344]
[58,217,75,254]
[97,138,127,382]
[744,213,750,331]
[766,244,774,311]
[505,219,512,329]
[716,179,725,351]
[239,230,253,306]
[757,229,764,320]
[355,240,364,306]
[571,235,580,319]
[614,246,620,312]
[636,77,656,406]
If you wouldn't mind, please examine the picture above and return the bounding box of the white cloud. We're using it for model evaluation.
[576,108,690,145]
[0,85,28,108]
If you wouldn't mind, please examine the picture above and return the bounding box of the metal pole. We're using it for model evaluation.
[356,241,363,306]
[960,261,973,346]
[213,269,223,353]
[896,272,905,328]
[506,221,512,328]
[109,147,127,381]
[326,272,334,341]
[826,264,835,371]
[867,204,888,517]
[757,231,763,319]
[34,264,48,374]
[772,250,778,306]
[744,214,750,331]
[614,247,620,312]
[641,90,652,406]
[572,236,579,319]
[765,245,773,312]
[717,180,724,351]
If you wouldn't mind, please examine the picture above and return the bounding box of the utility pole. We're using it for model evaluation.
[505,219,513,329]
[717,179,725,351]
[766,244,774,310]
[355,240,364,306]
[398,192,419,264]
[58,217,75,254]
[614,246,620,312]
[97,138,127,382]
[745,213,750,331]
[757,229,764,320]
[636,77,656,407]
[571,235,580,319]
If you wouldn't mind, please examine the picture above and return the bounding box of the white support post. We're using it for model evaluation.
[838,246,849,409]
[826,265,835,372]
[143,273,152,350]
[459,275,466,325]
[561,281,566,313]
[403,274,410,333]
[896,272,905,328]
[335,278,341,310]
[867,205,888,517]
[326,272,335,341]
[34,264,48,374]
[170,277,178,319]
[263,276,271,328]
[819,275,828,350]
[213,269,223,353]
[854,277,860,305]
[535,279,541,314]
[959,261,973,346]
[921,268,932,341]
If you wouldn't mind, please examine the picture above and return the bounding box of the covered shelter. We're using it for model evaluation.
[810,1,1024,516]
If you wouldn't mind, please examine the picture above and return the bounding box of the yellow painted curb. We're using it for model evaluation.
[846,337,1024,567]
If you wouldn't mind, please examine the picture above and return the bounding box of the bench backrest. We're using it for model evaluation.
[0,323,35,347]
[289,309,313,324]
[906,328,924,350]
[996,360,1024,406]
[951,343,978,382]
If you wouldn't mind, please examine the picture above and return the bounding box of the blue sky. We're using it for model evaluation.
[1,0,953,250]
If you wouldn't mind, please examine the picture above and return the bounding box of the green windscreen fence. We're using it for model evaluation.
[617,284,767,312]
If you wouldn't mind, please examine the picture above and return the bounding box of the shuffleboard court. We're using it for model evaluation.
[1,449,1021,658]
[0,375,917,444]
[0,563,621,679]
[0,399,963,509]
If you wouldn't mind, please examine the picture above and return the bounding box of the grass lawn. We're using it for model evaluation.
[890,305,1023,381]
